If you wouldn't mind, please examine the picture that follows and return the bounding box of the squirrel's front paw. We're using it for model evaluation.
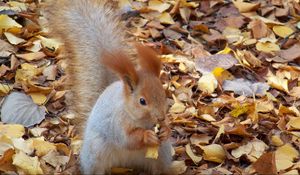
[158,125,171,141]
[143,130,160,146]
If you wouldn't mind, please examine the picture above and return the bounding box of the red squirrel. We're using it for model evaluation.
[43,0,174,174]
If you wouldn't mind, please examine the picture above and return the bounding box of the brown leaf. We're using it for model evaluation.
[253,152,277,175]
[249,19,269,39]
[279,44,300,62]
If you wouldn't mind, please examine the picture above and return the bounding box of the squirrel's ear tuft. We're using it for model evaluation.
[135,44,161,77]
[102,51,138,92]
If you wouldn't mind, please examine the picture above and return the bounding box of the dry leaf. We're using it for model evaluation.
[0,15,22,30]
[185,143,202,164]
[1,92,46,127]
[0,124,24,138]
[273,26,294,38]
[223,78,269,97]
[148,0,170,13]
[200,144,226,163]
[16,52,46,61]
[12,151,43,175]
[197,73,218,94]
[4,32,25,45]
[232,0,260,13]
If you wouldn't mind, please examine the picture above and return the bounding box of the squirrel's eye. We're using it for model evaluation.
[139,98,147,105]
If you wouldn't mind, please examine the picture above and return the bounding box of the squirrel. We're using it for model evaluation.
[43,0,174,174]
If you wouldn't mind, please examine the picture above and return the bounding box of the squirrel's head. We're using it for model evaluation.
[103,44,167,127]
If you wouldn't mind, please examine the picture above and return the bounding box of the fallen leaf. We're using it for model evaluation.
[279,44,300,62]
[169,95,186,113]
[256,42,280,53]
[0,83,13,96]
[170,160,187,174]
[267,74,289,93]
[158,12,175,24]
[4,32,25,45]
[0,15,22,30]
[253,152,277,174]
[29,92,47,105]
[41,150,69,168]
[148,0,170,13]
[200,144,226,163]
[31,137,56,157]
[273,26,294,38]
[12,151,43,175]
[195,54,237,74]
[185,144,202,164]
[190,134,212,145]
[0,124,25,138]
[223,78,269,97]
[232,0,260,13]
[275,144,298,171]
[287,117,300,130]
[1,92,46,127]
[198,73,218,94]
[16,52,46,61]
[37,35,61,51]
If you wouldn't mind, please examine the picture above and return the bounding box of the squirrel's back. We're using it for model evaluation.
[43,0,129,129]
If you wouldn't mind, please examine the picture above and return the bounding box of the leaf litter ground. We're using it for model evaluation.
[0,0,300,174]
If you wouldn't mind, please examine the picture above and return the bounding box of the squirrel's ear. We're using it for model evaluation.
[135,43,161,77]
[102,51,138,92]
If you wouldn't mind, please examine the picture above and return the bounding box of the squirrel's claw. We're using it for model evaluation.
[158,125,171,141]
[143,130,160,146]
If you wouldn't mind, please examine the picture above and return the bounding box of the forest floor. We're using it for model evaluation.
[0,0,300,174]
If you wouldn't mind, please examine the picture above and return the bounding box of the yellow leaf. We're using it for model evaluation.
[256,42,280,53]
[0,15,22,31]
[158,12,175,24]
[197,114,216,122]
[230,104,249,118]
[31,137,56,157]
[148,0,170,13]
[275,144,298,171]
[0,124,24,138]
[16,52,46,61]
[169,94,185,113]
[287,117,300,130]
[28,92,47,105]
[15,63,40,83]
[200,144,226,163]
[232,0,260,13]
[37,36,62,51]
[198,73,218,94]
[273,26,294,38]
[146,125,159,159]
[12,138,34,154]
[170,160,187,174]
[271,135,284,146]
[256,100,274,112]
[213,124,224,143]
[12,151,43,175]
[212,67,225,77]
[4,32,25,45]
[145,146,159,159]
[267,74,289,93]
[185,144,202,164]
[0,83,13,96]
[217,46,232,54]
[180,0,199,8]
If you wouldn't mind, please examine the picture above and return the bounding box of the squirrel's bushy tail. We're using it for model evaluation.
[43,0,128,132]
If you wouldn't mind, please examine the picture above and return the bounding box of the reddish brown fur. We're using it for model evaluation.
[102,52,138,88]
[135,44,161,77]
